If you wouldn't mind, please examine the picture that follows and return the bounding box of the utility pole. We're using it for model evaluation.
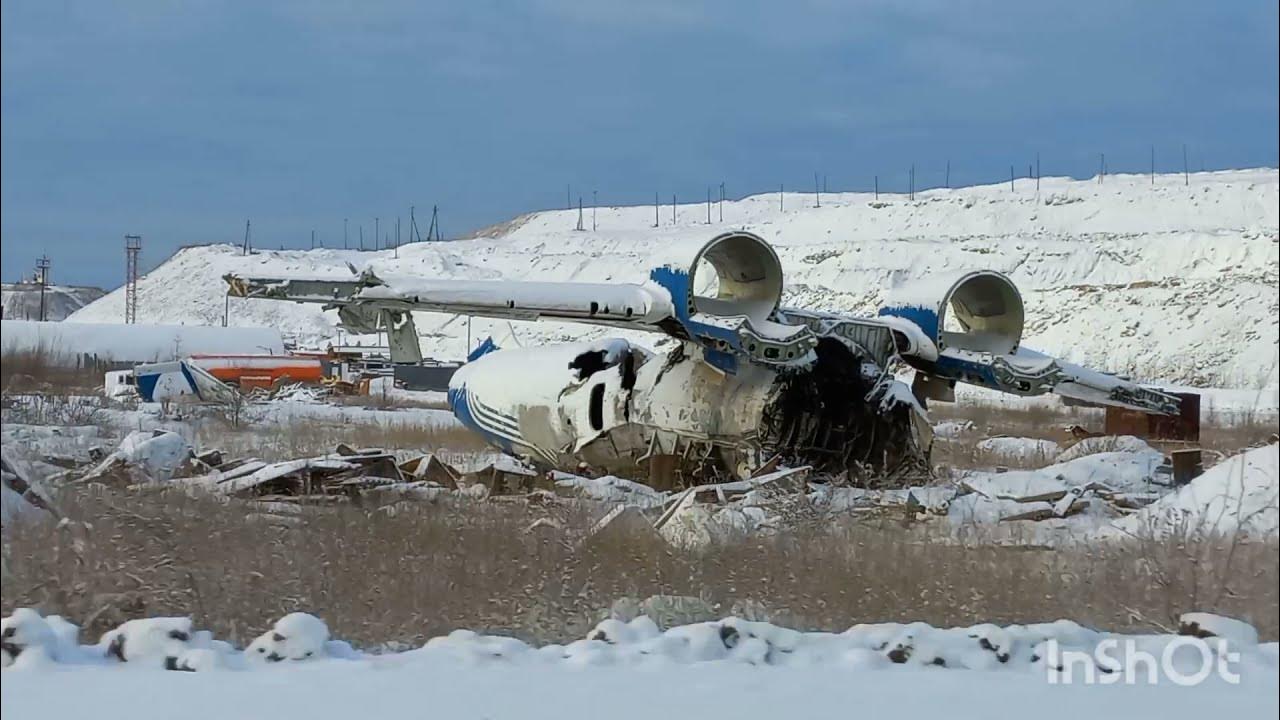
[124,235,141,324]
[910,164,916,201]
[344,218,349,249]
[706,186,711,223]
[719,182,725,222]
[395,217,401,257]
[1036,153,1041,193]
[1099,153,1106,183]
[814,171,821,208]
[243,219,251,254]
[592,190,597,231]
[566,184,571,211]
[310,229,316,249]
[576,196,584,231]
[359,225,364,251]
[1150,145,1155,185]
[671,194,676,224]
[945,160,951,189]
[1183,144,1189,186]
[779,183,784,211]
[874,175,878,200]
[653,192,659,228]
[375,217,380,250]
[35,255,50,322]
[1009,165,1015,191]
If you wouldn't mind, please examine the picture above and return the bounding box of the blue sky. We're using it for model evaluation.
[3,0,1277,288]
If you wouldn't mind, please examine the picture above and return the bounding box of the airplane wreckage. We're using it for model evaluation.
[225,232,1179,487]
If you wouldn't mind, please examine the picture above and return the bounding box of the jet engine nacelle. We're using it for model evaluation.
[652,231,813,371]
[878,270,1025,357]
[684,231,785,326]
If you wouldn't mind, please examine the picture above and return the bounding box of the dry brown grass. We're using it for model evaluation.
[3,486,1275,648]
[183,414,490,463]
[929,398,1278,470]
[1,345,105,395]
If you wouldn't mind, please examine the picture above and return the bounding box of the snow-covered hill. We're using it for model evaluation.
[2,283,105,322]
[70,169,1280,388]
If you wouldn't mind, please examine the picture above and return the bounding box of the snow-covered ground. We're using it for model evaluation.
[69,169,1280,388]
[3,609,1277,720]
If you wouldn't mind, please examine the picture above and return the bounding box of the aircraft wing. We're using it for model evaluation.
[869,270,1182,415]
[225,232,821,373]
[226,272,675,329]
[224,231,1182,416]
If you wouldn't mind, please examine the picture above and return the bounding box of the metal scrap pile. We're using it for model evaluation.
[57,431,556,507]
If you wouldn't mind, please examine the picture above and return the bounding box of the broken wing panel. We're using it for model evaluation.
[927,346,1180,414]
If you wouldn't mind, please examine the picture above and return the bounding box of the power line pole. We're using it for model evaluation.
[719,182,725,222]
[576,196,584,231]
[410,206,422,243]
[653,192,659,228]
[1150,145,1155,185]
[706,186,712,223]
[310,229,316,249]
[671,194,676,224]
[1036,153,1041,193]
[344,218,349,249]
[779,183,783,211]
[375,217,380,250]
[35,255,50,322]
[359,225,364,251]
[814,171,821,208]
[566,184,571,211]
[395,217,401,257]
[1099,153,1106,183]
[243,219,251,254]
[428,205,440,242]
[1009,165,1015,192]
[592,190,597,231]
[910,164,916,201]
[1183,144,1189,186]
[945,159,951,189]
[874,175,878,200]
[124,235,141,324]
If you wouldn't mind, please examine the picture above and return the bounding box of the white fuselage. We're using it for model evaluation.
[447,340,778,476]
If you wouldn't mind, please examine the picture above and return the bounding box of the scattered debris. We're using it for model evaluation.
[1,449,60,522]
[76,430,192,486]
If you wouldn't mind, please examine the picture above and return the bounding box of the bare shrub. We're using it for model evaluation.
[3,487,1275,648]
[3,393,106,427]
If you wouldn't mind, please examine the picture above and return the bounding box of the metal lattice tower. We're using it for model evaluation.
[35,255,51,322]
[125,235,142,324]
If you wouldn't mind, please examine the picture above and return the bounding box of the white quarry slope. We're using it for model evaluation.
[71,169,1280,387]
[1,283,105,322]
